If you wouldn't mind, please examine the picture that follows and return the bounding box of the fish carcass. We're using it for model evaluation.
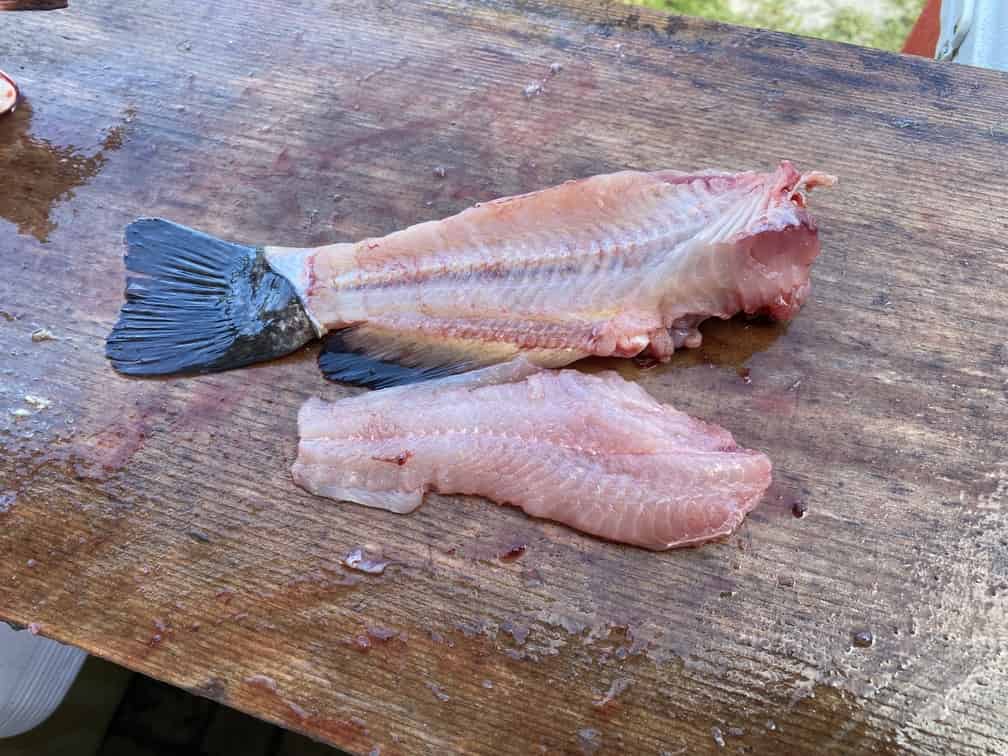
[106,162,835,387]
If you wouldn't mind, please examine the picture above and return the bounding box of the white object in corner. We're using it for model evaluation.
[0,623,87,738]
[937,0,1008,71]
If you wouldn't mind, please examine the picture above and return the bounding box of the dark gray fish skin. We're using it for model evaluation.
[105,219,316,376]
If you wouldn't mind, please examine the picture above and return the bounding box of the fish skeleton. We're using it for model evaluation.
[292,360,772,550]
[106,161,834,387]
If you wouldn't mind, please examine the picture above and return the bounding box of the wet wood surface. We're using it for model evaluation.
[2,1,1007,753]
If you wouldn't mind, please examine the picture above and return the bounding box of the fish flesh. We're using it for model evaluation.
[293,362,771,549]
[106,162,834,387]
[292,361,772,550]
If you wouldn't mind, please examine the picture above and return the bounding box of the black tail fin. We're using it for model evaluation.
[105,219,317,376]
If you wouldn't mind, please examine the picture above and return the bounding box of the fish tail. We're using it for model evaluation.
[105,219,317,376]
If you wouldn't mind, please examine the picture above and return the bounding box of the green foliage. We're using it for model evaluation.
[628,0,924,52]
[816,0,924,50]
[631,0,735,16]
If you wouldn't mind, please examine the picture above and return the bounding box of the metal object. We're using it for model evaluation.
[937,0,1008,71]
[0,70,17,115]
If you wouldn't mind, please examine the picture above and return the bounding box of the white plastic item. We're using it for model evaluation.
[0,623,87,738]
[937,0,1008,71]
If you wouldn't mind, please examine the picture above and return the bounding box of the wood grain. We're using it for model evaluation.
[1,1,1007,754]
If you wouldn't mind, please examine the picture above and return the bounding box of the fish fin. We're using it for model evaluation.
[324,357,550,404]
[391,356,545,391]
[336,487,425,514]
[290,467,426,513]
[317,325,523,389]
[106,219,317,376]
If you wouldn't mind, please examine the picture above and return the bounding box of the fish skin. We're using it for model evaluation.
[266,161,835,370]
[291,364,772,550]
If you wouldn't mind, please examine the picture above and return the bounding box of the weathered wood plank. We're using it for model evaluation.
[1,1,1006,753]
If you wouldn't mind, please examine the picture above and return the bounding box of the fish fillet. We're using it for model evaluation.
[106,162,834,387]
[292,363,772,550]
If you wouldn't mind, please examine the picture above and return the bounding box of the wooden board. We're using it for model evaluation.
[2,1,1007,753]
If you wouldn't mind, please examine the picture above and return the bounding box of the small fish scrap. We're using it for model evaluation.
[342,547,393,574]
[245,674,279,692]
[593,677,632,707]
[0,492,17,513]
[31,328,57,342]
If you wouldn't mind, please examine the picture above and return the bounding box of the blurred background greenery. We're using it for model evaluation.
[629,0,925,51]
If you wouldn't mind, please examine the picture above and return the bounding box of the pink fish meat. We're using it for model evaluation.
[292,362,772,549]
[107,162,835,387]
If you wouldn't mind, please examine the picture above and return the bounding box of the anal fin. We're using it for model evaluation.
[318,325,521,389]
[318,324,584,389]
